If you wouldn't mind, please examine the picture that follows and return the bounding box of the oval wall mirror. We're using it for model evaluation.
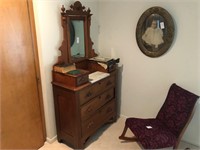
[136,7,175,57]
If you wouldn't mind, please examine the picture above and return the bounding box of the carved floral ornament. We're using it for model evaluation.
[136,7,175,57]
[61,1,91,16]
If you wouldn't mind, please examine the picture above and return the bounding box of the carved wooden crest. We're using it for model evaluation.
[61,1,91,16]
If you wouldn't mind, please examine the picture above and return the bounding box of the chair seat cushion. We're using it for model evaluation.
[126,118,177,149]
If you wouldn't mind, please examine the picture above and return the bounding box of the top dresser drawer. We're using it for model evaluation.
[79,75,115,105]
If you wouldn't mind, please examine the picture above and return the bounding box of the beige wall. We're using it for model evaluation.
[33,0,63,142]
[33,0,200,147]
[98,0,200,146]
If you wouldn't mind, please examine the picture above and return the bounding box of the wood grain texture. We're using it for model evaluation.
[0,0,45,149]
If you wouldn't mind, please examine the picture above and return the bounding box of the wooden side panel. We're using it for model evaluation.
[52,85,81,148]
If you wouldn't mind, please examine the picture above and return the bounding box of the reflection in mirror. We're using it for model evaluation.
[69,21,75,47]
[70,20,85,58]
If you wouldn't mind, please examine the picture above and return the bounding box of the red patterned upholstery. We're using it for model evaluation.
[156,83,199,138]
[119,83,199,149]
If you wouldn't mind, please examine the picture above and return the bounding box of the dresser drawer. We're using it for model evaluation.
[81,88,114,121]
[53,69,89,87]
[79,75,115,105]
[81,100,115,137]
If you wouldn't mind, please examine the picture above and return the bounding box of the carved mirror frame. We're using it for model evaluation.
[58,1,97,65]
[136,7,175,57]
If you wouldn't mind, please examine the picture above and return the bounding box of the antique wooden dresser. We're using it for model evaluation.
[52,1,119,149]
[52,61,117,148]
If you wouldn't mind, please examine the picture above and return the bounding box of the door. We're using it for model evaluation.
[0,0,46,149]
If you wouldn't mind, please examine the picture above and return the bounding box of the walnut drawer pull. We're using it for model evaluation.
[86,91,92,98]
[87,121,94,129]
[105,94,111,100]
[78,76,86,83]
[86,107,93,113]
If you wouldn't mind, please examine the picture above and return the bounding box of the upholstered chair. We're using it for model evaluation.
[119,83,199,149]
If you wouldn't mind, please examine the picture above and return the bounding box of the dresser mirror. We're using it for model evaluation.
[58,1,97,65]
[70,20,85,58]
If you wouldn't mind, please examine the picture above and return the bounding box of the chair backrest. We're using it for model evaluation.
[156,83,199,138]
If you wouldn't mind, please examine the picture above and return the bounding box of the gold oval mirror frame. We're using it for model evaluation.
[136,7,175,57]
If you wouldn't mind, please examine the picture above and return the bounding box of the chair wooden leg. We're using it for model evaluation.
[119,125,137,141]
[173,138,181,150]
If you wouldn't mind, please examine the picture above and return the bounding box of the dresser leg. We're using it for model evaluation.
[57,137,63,143]
[108,116,117,123]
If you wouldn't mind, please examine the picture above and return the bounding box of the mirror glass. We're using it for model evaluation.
[70,20,85,59]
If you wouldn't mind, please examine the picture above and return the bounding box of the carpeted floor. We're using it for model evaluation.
[39,117,199,150]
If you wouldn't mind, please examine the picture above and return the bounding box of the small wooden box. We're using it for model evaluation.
[53,69,89,87]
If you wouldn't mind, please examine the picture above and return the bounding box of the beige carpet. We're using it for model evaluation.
[39,117,199,150]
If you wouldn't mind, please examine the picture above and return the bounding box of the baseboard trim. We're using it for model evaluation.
[119,114,128,119]
[46,135,57,144]
[181,140,200,149]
